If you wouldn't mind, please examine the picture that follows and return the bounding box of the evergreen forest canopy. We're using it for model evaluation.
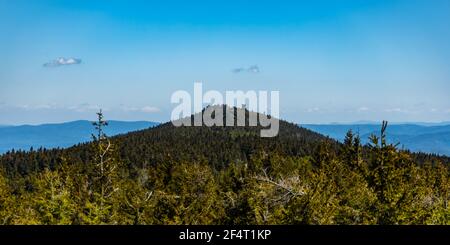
[0,106,449,224]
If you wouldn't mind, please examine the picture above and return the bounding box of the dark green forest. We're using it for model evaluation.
[0,107,449,224]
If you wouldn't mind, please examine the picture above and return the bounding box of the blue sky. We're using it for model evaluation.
[1,0,449,124]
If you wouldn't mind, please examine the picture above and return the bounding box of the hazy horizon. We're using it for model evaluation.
[2,116,450,127]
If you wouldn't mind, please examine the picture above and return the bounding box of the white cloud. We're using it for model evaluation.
[68,103,100,112]
[307,107,320,113]
[247,65,260,73]
[383,108,423,114]
[357,107,369,112]
[141,106,160,113]
[34,104,57,109]
[43,57,82,67]
[119,105,160,113]
[233,65,260,74]
[1,103,158,114]
[232,68,245,73]
[120,105,139,112]
[385,108,403,113]
[10,104,62,110]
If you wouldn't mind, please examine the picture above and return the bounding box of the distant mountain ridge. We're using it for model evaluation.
[0,106,337,175]
[302,123,450,156]
[326,121,450,126]
[1,107,448,179]
[1,118,449,156]
[0,120,159,153]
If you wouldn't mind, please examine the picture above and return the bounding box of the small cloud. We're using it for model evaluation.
[307,107,320,113]
[68,103,100,112]
[232,68,245,73]
[0,103,64,111]
[357,107,369,112]
[17,105,30,110]
[232,65,260,74]
[34,104,60,110]
[120,105,139,112]
[43,57,82,67]
[247,65,260,73]
[141,106,160,113]
[120,104,160,113]
[16,104,59,110]
[385,108,403,113]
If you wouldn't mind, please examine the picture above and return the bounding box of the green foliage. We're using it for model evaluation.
[0,111,449,224]
[151,163,225,224]
[0,168,15,224]
[29,168,77,224]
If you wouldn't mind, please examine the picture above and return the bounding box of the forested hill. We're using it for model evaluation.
[1,106,449,177]
[0,106,335,175]
[1,106,449,225]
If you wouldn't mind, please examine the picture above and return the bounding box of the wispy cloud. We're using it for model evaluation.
[383,108,423,114]
[385,108,403,113]
[357,107,369,112]
[0,103,160,114]
[43,57,82,67]
[140,106,160,113]
[68,103,101,112]
[232,65,260,74]
[306,107,320,113]
[8,104,63,111]
[120,105,160,113]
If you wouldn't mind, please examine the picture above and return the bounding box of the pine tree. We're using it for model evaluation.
[83,109,123,224]
[30,168,76,224]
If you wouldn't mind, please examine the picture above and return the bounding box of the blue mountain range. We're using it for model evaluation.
[0,120,159,153]
[1,120,449,156]
[302,123,450,156]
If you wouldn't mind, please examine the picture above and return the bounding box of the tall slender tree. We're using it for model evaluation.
[85,110,123,223]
